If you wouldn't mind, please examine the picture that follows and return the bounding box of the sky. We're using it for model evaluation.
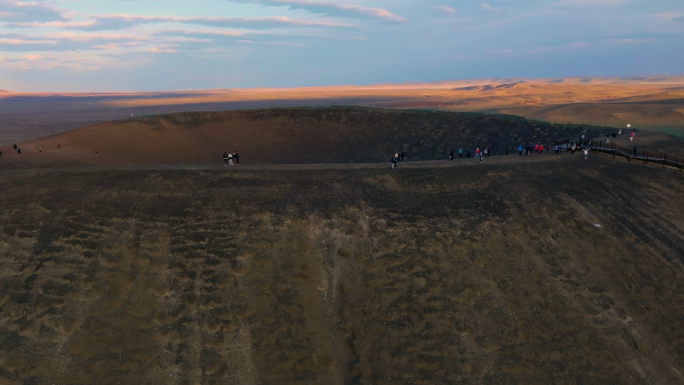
[0,0,683,92]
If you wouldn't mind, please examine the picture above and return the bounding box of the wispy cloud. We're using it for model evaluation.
[554,0,629,8]
[603,38,656,44]
[486,48,512,54]
[7,14,360,30]
[0,0,66,22]
[230,0,407,22]
[434,6,456,15]
[480,3,500,11]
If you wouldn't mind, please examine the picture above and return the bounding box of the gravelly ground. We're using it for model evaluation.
[1,155,684,384]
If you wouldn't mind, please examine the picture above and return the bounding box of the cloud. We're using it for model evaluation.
[434,6,456,15]
[480,3,500,11]
[0,0,67,22]
[485,48,512,54]
[230,0,407,22]
[566,41,590,48]
[603,38,656,44]
[554,0,629,8]
[9,14,361,30]
[652,13,682,21]
[0,31,150,52]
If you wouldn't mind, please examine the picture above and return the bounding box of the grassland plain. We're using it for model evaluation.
[1,155,684,384]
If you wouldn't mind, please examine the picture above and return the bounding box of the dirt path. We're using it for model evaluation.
[0,153,575,174]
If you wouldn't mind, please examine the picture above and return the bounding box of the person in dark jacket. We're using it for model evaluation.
[633,146,637,157]
[466,149,471,159]
[235,151,240,165]
[450,150,454,161]
[223,152,229,166]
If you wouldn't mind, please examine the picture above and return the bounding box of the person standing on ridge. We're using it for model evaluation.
[223,152,229,166]
[458,148,463,159]
[630,131,634,142]
[235,151,240,165]
[518,144,523,155]
[466,148,471,159]
[583,147,589,160]
[633,146,637,157]
[58,143,60,149]
[485,146,490,157]
[475,148,480,158]
[391,155,398,169]
[450,149,454,161]
[540,144,544,153]
[13,144,17,150]
[534,144,539,154]
[505,143,510,156]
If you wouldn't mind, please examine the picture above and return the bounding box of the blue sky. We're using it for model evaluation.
[0,0,683,91]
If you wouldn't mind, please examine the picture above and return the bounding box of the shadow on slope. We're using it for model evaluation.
[0,107,606,169]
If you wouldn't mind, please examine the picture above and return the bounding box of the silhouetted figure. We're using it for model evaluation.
[235,151,240,165]
[17,148,21,155]
[458,148,463,158]
[58,143,61,149]
[223,152,228,166]
[450,150,454,161]
[633,146,637,157]
[13,144,17,150]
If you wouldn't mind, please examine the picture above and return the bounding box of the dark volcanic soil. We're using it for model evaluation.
[1,156,684,384]
[0,108,610,169]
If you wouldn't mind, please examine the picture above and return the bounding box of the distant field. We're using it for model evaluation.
[2,76,684,147]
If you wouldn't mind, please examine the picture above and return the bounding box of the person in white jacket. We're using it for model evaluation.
[583,148,589,160]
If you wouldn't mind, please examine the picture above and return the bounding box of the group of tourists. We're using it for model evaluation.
[449,146,490,161]
[222,151,240,166]
[518,143,548,156]
[391,150,409,169]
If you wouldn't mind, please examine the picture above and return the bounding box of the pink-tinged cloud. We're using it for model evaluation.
[33,14,361,31]
[232,0,407,22]
[0,0,66,22]
[434,6,457,15]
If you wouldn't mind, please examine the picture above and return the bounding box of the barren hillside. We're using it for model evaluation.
[0,108,607,169]
[1,155,684,384]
